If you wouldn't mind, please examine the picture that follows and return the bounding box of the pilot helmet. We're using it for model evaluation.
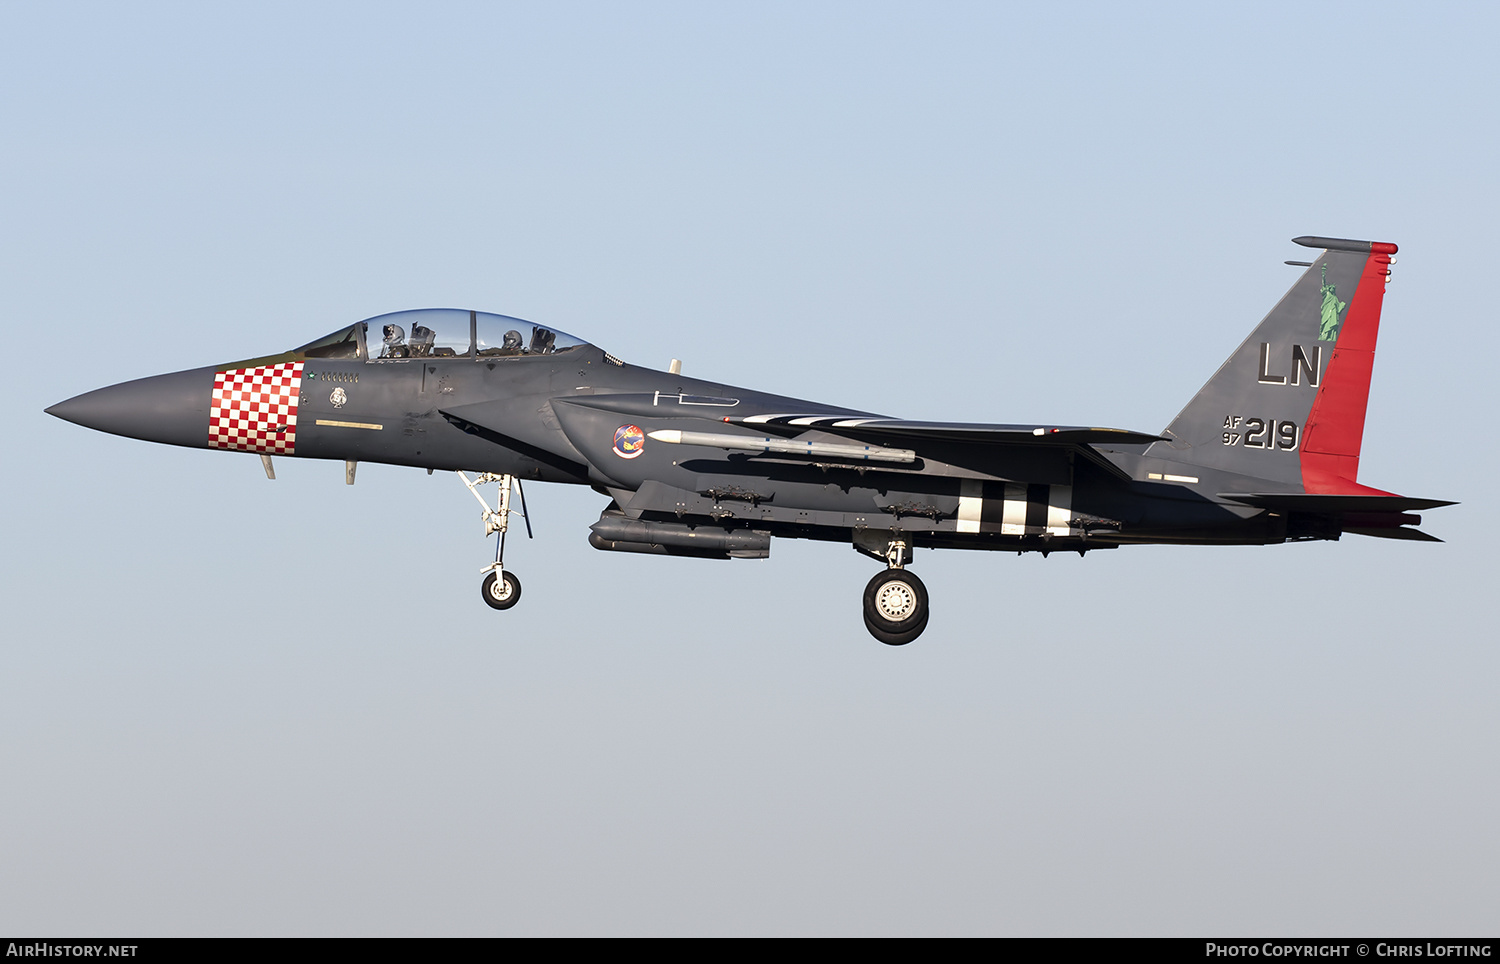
[383,324,405,346]
[502,329,523,350]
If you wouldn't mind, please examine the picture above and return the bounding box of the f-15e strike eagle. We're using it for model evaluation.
[48,235,1451,644]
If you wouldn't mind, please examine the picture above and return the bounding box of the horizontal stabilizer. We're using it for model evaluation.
[1343,526,1444,542]
[1219,492,1457,513]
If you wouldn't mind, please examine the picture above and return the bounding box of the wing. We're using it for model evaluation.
[724,413,1165,448]
[716,413,1163,480]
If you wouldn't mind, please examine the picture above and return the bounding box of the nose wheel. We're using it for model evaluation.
[458,471,532,612]
[481,569,522,610]
[862,567,929,646]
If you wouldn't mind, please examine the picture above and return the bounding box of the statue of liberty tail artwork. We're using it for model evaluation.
[1318,263,1347,341]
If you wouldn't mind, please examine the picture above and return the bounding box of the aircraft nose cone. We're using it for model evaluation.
[46,368,215,448]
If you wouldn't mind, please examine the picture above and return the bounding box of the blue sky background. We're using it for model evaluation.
[2,1,1496,936]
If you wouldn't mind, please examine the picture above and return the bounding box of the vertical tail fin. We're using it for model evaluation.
[1155,236,1397,494]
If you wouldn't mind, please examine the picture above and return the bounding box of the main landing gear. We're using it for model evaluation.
[862,537,929,646]
[458,471,531,611]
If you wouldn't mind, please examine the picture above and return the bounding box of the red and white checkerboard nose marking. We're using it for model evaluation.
[209,362,303,454]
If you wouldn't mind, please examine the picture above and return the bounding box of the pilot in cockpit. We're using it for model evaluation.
[479,329,525,356]
[381,324,407,358]
[408,325,436,357]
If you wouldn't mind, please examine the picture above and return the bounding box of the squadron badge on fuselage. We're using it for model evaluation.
[613,423,645,459]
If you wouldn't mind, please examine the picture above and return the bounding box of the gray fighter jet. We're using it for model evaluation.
[47,235,1452,645]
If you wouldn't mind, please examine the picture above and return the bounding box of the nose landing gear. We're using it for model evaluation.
[458,471,531,611]
[861,537,929,646]
[481,569,522,610]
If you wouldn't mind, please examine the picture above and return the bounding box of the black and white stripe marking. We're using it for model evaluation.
[957,480,1075,536]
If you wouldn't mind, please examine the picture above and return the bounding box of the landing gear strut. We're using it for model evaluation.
[862,537,929,646]
[458,471,531,611]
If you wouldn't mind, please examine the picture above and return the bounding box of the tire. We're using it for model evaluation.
[864,610,929,646]
[862,569,929,646]
[481,570,522,610]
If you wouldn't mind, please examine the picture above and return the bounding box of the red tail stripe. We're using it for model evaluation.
[1299,247,1394,494]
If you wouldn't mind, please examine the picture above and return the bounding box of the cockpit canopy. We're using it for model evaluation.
[295,309,592,361]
